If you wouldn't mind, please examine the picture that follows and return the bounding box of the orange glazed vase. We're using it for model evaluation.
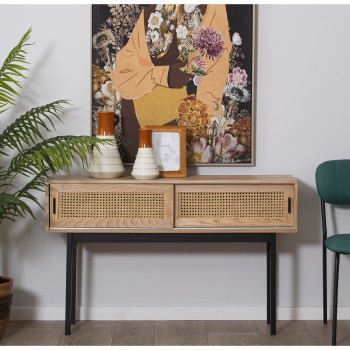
[88,111,125,178]
[131,129,159,180]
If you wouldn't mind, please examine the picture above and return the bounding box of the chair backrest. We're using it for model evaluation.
[316,159,350,205]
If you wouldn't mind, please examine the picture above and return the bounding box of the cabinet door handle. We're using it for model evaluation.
[288,197,292,214]
[52,198,56,215]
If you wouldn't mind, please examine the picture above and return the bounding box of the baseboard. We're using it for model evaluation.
[10,306,350,321]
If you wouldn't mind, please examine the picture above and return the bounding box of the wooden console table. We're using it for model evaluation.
[45,175,298,336]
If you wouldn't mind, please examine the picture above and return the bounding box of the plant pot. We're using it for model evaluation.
[0,276,13,339]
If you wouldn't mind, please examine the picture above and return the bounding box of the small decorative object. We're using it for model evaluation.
[88,111,125,178]
[131,129,159,180]
[144,126,187,177]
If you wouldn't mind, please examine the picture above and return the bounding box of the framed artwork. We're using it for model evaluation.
[92,4,255,166]
[144,125,186,177]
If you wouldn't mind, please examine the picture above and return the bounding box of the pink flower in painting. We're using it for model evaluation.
[213,131,238,159]
[187,138,212,163]
[228,67,248,87]
[193,27,224,60]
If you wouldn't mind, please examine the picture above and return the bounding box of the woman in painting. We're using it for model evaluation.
[110,4,231,162]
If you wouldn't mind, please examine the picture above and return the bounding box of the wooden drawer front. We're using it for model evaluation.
[49,184,174,229]
[175,184,295,228]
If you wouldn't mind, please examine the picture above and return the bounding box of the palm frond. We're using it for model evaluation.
[0,100,69,153]
[5,136,110,180]
[1,136,110,221]
[15,171,49,210]
[0,28,116,225]
[0,192,34,224]
[0,28,33,114]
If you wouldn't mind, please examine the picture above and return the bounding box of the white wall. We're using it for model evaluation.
[1,4,350,320]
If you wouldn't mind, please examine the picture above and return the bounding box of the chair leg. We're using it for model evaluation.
[332,253,340,346]
[321,199,328,324]
[323,241,328,324]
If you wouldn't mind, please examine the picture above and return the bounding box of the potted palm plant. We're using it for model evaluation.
[0,28,109,338]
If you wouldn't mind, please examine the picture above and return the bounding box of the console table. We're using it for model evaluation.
[45,175,298,336]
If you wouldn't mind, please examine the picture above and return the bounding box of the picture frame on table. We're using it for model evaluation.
[144,125,186,178]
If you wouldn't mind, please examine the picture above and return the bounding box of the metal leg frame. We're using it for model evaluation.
[332,253,340,346]
[321,200,328,324]
[65,232,277,336]
[65,233,72,336]
[267,241,271,325]
[65,233,77,335]
[270,234,277,335]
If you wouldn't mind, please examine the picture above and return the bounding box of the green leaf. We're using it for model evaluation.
[0,27,33,114]
[0,28,116,225]
[0,192,34,224]
[0,100,70,153]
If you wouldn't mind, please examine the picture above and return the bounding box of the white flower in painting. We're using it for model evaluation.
[232,32,242,46]
[150,30,160,43]
[224,83,250,103]
[95,80,120,106]
[210,115,225,131]
[193,75,201,86]
[155,4,163,11]
[163,32,173,51]
[176,25,188,39]
[184,4,197,14]
[148,12,163,30]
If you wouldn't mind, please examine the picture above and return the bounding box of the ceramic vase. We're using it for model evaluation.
[88,111,125,178]
[131,129,159,180]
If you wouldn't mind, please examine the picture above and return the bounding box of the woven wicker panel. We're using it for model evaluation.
[58,192,165,219]
[178,192,285,219]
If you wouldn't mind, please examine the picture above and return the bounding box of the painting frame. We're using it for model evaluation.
[91,4,256,167]
[144,125,187,178]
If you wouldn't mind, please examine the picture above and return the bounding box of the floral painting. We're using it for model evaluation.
[92,5,255,165]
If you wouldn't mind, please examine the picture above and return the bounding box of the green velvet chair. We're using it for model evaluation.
[315,159,350,345]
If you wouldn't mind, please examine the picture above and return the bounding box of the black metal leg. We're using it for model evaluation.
[267,241,271,324]
[65,233,73,335]
[321,200,328,324]
[62,232,279,336]
[323,242,328,324]
[270,233,277,335]
[71,241,77,325]
[332,253,340,346]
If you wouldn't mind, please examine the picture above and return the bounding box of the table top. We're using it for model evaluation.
[46,174,297,185]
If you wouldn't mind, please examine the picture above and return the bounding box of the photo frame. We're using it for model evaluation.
[144,125,186,178]
[92,5,255,166]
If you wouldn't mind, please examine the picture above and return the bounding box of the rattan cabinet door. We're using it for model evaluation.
[175,184,296,228]
[49,184,174,229]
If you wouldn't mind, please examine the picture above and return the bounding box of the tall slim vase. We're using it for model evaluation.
[88,111,125,178]
[132,129,159,180]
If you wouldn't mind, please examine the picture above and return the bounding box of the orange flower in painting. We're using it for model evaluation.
[228,116,251,147]
[177,95,210,142]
